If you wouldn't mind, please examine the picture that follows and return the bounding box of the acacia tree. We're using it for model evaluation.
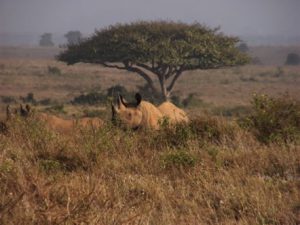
[64,30,82,45]
[57,21,249,101]
[39,33,54,47]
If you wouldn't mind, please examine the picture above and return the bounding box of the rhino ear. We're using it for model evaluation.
[135,93,142,106]
[6,105,11,119]
[25,104,31,113]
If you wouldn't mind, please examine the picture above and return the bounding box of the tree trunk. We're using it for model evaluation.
[158,75,170,101]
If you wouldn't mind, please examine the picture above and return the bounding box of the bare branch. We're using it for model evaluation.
[136,63,156,73]
[101,63,126,70]
[101,62,158,94]
[167,67,184,92]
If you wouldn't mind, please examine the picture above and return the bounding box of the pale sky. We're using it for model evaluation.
[1,0,300,37]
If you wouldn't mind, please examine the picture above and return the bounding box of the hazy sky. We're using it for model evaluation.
[1,0,300,37]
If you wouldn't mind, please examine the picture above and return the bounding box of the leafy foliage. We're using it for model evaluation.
[285,52,300,65]
[161,150,196,169]
[57,21,249,100]
[71,92,106,105]
[39,33,54,47]
[237,42,249,52]
[239,94,300,143]
[48,66,61,75]
[64,30,82,45]
[58,21,248,68]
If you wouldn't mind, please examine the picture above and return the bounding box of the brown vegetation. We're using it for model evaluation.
[5,104,103,134]
[0,114,299,224]
[0,47,299,224]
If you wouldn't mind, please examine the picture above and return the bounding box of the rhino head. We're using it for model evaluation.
[111,93,143,130]
[6,104,31,120]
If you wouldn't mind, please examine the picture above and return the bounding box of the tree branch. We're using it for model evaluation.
[101,62,158,94]
[101,62,126,70]
[167,67,184,92]
[136,63,156,74]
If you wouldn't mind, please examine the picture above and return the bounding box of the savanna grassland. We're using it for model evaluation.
[0,46,299,224]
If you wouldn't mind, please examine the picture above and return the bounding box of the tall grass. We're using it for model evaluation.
[0,113,299,224]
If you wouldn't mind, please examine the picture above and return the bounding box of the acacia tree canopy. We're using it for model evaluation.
[57,21,249,100]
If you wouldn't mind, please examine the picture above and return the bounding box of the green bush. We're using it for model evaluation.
[285,53,300,66]
[106,85,131,100]
[47,66,61,75]
[212,105,251,117]
[82,109,106,118]
[45,104,66,114]
[38,98,55,105]
[20,92,36,104]
[39,159,63,173]
[182,94,207,108]
[71,92,106,105]
[239,94,300,143]
[189,116,235,144]
[1,95,17,104]
[155,120,192,148]
[161,150,196,169]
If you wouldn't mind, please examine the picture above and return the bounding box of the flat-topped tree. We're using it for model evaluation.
[57,21,249,101]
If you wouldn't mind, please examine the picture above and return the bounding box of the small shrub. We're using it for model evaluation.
[213,105,251,117]
[20,92,36,104]
[285,53,300,65]
[106,85,131,99]
[71,92,106,105]
[240,76,257,82]
[38,98,55,105]
[136,84,163,103]
[251,57,263,65]
[48,66,61,75]
[1,95,16,104]
[206,146,219,162]
[45,104,66,114]
[239,94,300,143]
[238,42,249,53]
[0,160,14,174]
[190,116,235,144]
[182,93,206,108]
[82,109,106,118]
[161,150,196,169]
[155,121,192,148]
[39,159,63,173]
[274,66,284,77]
[170,95,183,107]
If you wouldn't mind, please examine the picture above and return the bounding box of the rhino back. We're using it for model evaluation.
[158,102,189,123]
[138,101,163,129]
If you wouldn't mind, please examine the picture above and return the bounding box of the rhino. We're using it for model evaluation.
[111,93,189,130]
[7,104,103,134]
[0,105,11,134]
[111,93,163,130]
[158,101,189,124]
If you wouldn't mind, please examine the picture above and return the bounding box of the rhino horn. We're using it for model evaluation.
[135,93,142,106]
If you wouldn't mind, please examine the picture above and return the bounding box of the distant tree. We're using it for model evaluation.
[58,21,249,101]
[285,53,300,65]
[238,42,249,53]
[64,30,82,45]
[39,33,54,47]
[251,57,263,65]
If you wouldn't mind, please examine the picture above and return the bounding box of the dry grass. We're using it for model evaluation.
[0,47,299,224]
[0,58,299,109]
[0,116,299,224]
